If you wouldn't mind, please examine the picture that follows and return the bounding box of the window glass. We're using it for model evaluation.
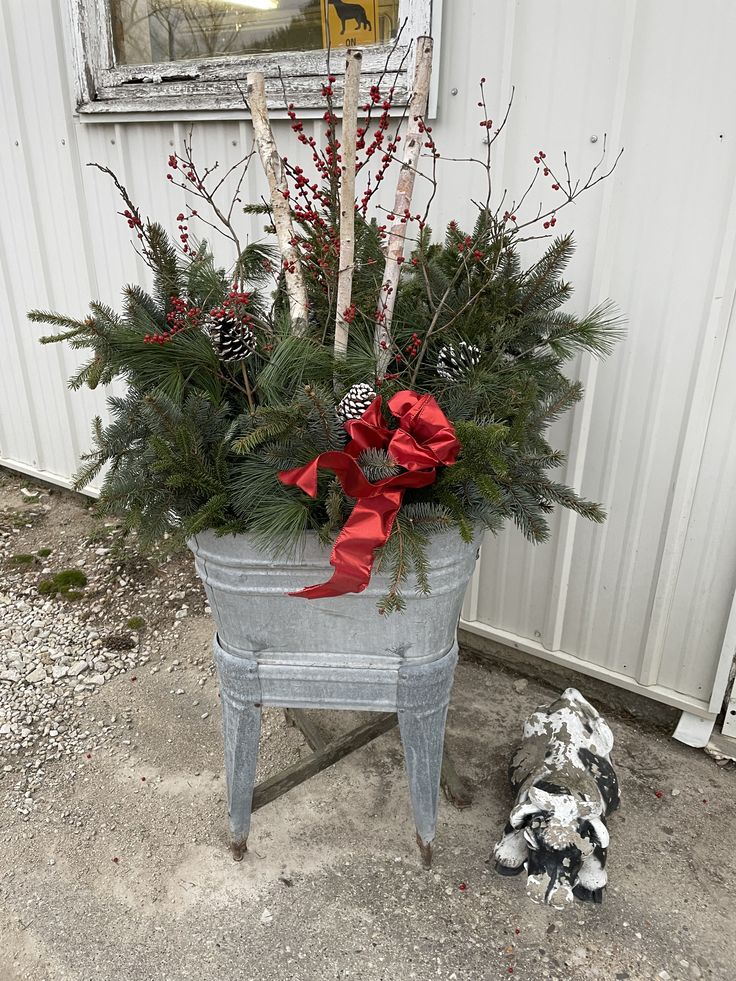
[110,0,400,66]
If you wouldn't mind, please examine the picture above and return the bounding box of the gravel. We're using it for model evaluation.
[0,473,210,817]
[0,586,143,809]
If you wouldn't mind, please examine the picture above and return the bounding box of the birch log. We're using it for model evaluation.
[333,48,363,359]
[375,36,434,377]
[246,72,308,333]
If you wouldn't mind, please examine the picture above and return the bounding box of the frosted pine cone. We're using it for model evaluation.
[436,341,482,380]
[203,311,257,362]
[337,383,377,422]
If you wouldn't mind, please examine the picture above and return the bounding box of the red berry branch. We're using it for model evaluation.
[164,131,254,272]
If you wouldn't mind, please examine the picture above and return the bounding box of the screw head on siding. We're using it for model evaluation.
[590,135,599,143]
[450,87,458,96]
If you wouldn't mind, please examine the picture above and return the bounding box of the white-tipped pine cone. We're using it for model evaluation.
[337,383,377,422]
[203,311,257,362]
[436,341,482,380]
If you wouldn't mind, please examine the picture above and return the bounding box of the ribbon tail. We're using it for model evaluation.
[289,490,403,599]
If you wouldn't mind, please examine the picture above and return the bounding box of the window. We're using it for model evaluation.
[67,0,434,115]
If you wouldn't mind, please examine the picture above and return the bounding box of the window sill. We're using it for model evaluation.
[76,46,409,115]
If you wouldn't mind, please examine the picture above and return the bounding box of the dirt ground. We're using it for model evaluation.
[1,470,735,981]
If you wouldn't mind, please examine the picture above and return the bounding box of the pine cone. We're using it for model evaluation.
[436,341,482,380]
[337,383,377,422]
[203,311,256,362]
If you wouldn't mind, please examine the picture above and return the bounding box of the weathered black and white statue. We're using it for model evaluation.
[493,687,620,908]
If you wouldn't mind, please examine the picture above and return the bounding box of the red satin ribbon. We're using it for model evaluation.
[278,390,460,598]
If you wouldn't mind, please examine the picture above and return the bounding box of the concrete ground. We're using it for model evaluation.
[1,473,735,981]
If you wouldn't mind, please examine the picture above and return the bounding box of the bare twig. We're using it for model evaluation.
[246,71,308,334]
[241,362,255,414]
[375,36,434,378]
[334,48,362,360]
[175,130,247,259]
[87,163,155,266]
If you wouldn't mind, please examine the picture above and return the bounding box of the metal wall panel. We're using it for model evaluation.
[1,0,735,720]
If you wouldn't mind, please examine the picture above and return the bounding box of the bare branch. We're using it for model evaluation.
[334,48,362,360]
[375,36,434,378]
[246,71,308,333]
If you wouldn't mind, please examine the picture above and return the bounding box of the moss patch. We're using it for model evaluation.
[37,547,53,558]
[8,553,35,565]
[126,616,146,631]
[38,568,88,599]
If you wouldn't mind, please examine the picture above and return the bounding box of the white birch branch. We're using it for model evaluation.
[246,71,308,334]
[374,36,434,377]
[333,48,362,359]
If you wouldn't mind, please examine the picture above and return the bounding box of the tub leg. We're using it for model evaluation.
[223,695,261,860]
[214,644,262,860]
[397,647,458,868]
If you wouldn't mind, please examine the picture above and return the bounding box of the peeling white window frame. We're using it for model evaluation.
[66,0,437,116]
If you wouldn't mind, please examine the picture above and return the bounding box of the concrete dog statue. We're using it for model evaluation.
[493,687,620,908]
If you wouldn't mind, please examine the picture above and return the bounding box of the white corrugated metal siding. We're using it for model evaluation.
[1,0,735,726]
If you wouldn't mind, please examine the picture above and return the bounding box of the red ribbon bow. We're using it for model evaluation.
[278,390,460,599]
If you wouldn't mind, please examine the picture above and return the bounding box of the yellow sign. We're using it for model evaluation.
[320,0,379,48]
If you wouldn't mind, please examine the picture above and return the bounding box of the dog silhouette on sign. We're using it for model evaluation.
[328,0,372,35]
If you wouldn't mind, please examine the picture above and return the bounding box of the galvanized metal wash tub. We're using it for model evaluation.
[189,528,480,865]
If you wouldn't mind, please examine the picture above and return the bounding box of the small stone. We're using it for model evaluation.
[260,908,273,925]
[513,678,528,693]
[201,712,209,720]
[26,665,47,684]
[89,673,106,686]
[52,665,68,680]
[68,660,88,677]
[657,971,671,981]
[671,788,680,797]
[175,609,188,620]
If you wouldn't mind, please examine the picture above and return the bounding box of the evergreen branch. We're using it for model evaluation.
[358,448,401,481]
